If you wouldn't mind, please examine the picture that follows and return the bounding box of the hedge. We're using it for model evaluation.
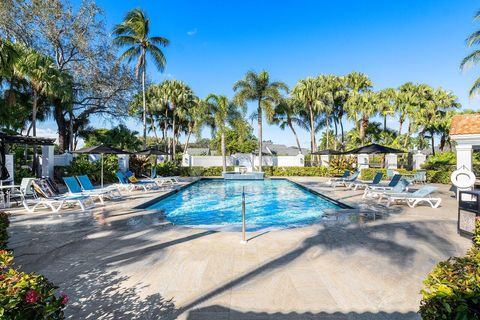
[419,220,480,319]
[360,168,453,184]
[264,166,331,177]
[0,212,9,250]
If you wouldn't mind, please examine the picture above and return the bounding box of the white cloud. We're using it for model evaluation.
[36,127,59,144]
[187,28,198,36]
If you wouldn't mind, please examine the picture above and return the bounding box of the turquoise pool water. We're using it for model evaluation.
[147,179,343,231]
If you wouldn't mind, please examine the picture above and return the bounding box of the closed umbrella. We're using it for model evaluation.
[73,144,130,188]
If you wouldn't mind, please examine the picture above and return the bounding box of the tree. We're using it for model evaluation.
[1,0,138,153]
[113,8,169,148]
[291,77,322,154]
[272,98,303,153]
[160,80,195,160]
[377,88,396,132]
[210,120,257,155]
[205,94,244,172]
[345,90,379,144]
[233,70,287,171]
[81,124,142,151]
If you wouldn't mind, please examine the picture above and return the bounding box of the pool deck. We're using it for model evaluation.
[6,177,472,319]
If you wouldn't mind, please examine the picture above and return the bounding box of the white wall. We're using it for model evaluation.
[183,154,304,168]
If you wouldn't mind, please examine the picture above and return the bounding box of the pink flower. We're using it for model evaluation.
[60,292,69,305]
[25,290,39,304]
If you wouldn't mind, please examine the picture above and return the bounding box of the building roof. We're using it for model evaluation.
[0,132,56,145]
[450,114,480,135]
[263,142,308,156]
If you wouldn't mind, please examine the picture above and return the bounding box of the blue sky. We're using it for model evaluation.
[40,0,480,148]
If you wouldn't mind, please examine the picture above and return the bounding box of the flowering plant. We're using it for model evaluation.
[0,251,67,319]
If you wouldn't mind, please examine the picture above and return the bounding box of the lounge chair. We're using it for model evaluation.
[413,171,427,184]
[115,172,157,192]
[365,179,410,200]
[23,179,95,213]
[362,174,402,198]
[140,170,176,188]
[326,170,350,185]
[349,172,384,191]
[378,186,442,208]
[76,175,122,198]
[63,177,119,205]
[331,171,360,189]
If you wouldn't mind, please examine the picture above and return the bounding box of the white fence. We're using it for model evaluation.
[182,153,304,168]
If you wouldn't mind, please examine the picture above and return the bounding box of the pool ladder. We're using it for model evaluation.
[241,186,247,244]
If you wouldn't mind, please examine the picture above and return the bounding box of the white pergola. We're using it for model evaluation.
[450,114,480,192]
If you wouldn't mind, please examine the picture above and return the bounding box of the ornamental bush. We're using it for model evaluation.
[64,155,119,183]
[0,251,68,319]
[419,220,480,319]
[0,212,9,250]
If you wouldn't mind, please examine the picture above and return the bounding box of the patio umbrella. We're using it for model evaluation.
[134,147,170,177]
[344,143,405,154]
[310,149,344,155]
[73,144,130,188]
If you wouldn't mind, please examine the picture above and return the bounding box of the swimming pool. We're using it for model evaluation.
[146,179,345,231]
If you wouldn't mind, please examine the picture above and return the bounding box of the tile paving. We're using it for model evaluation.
[6,177,472,319]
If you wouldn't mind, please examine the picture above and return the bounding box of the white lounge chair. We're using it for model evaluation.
[326,170,350,185]
[363,174,405,198]
[116,172,157,192]
[63,177,118,205]
[76,175,122,198]
[23,179,95,213]
[331,171,360,189]
[378,186,442,208]
[349,172,384,190]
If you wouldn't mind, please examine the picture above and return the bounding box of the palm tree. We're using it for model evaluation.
[345,90,379,144]
[160,80,194,160]
[113,8,169,148]
[272,98,303,153]
[205,94,244,172]
[0,39,18,79]
[377,88,396,132]
[461,10,480,97]
[178,96,206,154]
[291,77,322,154]
[233,70,287,171]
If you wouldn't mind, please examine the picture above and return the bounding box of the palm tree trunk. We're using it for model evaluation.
[69,111,74,152]
[403,123,412,148]
[326,114,330,149]
[172,105,176,162]
[221,131,226,172]
[398,119,403,136]
[383,115,387,132]
[150,114,159,144]
[32,90,38,177]
[340,117,345,149]
[360,116,368,144]
[333,118,338,150]
[308,104,315,153]
[288,120,302,154]
[184,126,192,153]
[431,130,435,156]
[142,64,147,149]
[257,101,263,172]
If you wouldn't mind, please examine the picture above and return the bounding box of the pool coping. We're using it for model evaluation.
[134,177,352,210]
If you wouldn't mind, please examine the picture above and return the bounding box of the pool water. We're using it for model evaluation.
[147,179,343,231]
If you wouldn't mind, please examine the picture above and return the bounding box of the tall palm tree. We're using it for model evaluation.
[233,70,287,171]
[205,94,244,172]
[178,96,205,153]
[113,8,169,148]
[160,80,194,160]
[377,88,396,132]
[461,10,480,97]
[345,90,379,144]
[291,77,322,154]
[272,98,303,153]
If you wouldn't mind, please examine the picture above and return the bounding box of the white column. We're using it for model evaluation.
[385,153,398,169]
[357,154,369,170]
[412,152,427,170]
[456,144,473,171]
[41,145,55,179]
[4,155,14,183]
[320,155,330,167]
[182,152,191,167]
[297,153,305,167]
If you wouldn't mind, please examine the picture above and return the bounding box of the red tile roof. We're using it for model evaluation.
[450,114,480,135]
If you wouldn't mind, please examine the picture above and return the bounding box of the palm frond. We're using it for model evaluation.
[150,36,170,46]
[460,50,480,70]
[148,45,167,72]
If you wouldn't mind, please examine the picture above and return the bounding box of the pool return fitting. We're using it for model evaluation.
[241,186,247,244]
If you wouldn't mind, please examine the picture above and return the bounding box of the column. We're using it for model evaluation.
[385,153,398,169]
[456,144,473,171]
[357,154,369,170]
[320,155,330,167]
[297,153,305,167]
[41,146,54,179]
[182,152,191,167]
[412,152,427,170]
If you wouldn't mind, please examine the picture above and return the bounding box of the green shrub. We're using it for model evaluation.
[0,212,9,250]
[0,251,68,319]
[14,167,33,184]
[422,151,456,171]
[264,166,331,177]
[426,170,452,184]
[63,155,119,184]
[360,168,415,181]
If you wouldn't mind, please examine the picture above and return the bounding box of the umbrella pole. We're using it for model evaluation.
[101,153,104,188]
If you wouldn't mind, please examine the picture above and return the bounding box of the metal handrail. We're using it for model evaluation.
[241,186,247,244]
